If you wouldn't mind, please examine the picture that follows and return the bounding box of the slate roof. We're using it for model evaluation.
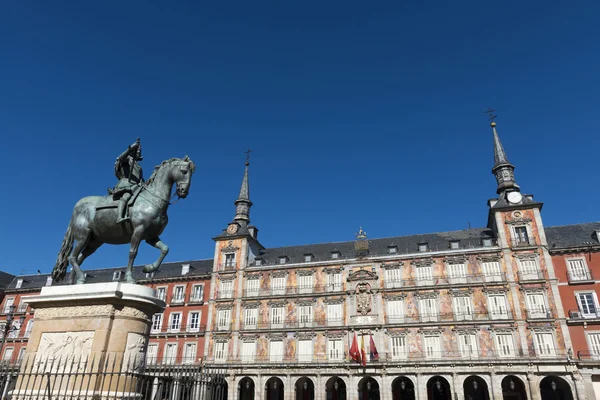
[0,272,15,290]
[546,222,600,250]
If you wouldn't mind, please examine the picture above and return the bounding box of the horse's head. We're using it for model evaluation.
[171,156,196,199]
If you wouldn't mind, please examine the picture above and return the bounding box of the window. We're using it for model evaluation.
[164,344,177,364]
[495,334,515,357]
[182,264,190,275]
[17,348,26,362]
[214,342,227,363]
[271,306,284,328]
[386,299,404,323]
[298,305,313,327]
[448,263,467,284]
[391,336,407,360]
[418,243,429,252]
[217,309,231,331]
[183,343,197,363]
[279,256,287,265]
[482,261,502,282]
[419,298,438,322]
[304,254,313,262]
[246,278,259,297]
[191,285,204,302]
[188,312,200,332]
[112,272,121,281]
[24,320,33,338]
[225,254,235,268]
[168,313,181,333]
[385,268,402,288]
[3,298,14,314]
[272,276,286,295]
[15,279,23,289]
[219,280,233,299]
[458,334,478,358]
[567,259,590,281]
[298,339,313,362]
[453,296,473,321]
[269,340,283,362]
[388,246,398,254]
[331,251,340,259]
[45,277,53,286]
[173,286,185,303]
[488,295,509,319]
[423,336,440,359]
[416,266,433,286]
[450,241,460,250]
[255,258,262,266]
[526,293,547,319]
[299,274,313,294]
[327,303,343,326]
[151,314,163,333]
[519,258,539,280]
[587,333,600,359]
[328,339,343,361]
[244,308,258,329]
[514,226,530,244]
[156,287,166,301]
[2,347,13,362]
[327,272,342,291]
[534,333,555,356]
[482,238,493,247]
[577,292,599,317]
[241,341,256,362]
[145,272,154,279]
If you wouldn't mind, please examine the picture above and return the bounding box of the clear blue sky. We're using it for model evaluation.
[1,1,599,276]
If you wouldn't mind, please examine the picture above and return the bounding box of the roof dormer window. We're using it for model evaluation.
[279,256,288,265]
[255,258,262,266]
[482,238,493,247]
[418,243,428,252]
[388,246,398,254]
[182,264,190,275]
[15,279,23,289]
[449,240,460,250]
[331,251,341,259]
[304,254,313,263]
[45,277,52,287]
[113,271,121,281]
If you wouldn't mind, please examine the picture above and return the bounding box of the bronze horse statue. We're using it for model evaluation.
[52,156,196,284]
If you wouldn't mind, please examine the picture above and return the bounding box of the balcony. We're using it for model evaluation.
[577,351,600,362]
[218,263,236,272]
[217,291,234,300]
[381,273,507,290]
[150,324,207,335]
[384,311,514,325]
[242,284,343,298]
[518,270,546,282]
[567,270,594,284]
[526,308,554,321]
[568,309,600,325]
[510,238,537,248]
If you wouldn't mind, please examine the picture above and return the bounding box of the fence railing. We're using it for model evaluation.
[0,353,227,400]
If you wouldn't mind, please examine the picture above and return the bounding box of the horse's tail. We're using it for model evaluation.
[52,222,74,282]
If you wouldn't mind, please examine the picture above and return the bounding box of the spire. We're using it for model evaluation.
[233,151,253,225]
[489,120,520,194]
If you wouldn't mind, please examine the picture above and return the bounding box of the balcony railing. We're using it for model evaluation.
[243,284,344,298]
[241,319,344,330]
[567,270,594,283]
[577,351,600,362]
[569,309,600,320]
[526,309,554,320]
[517,270,546,281]
[384,310,514,324]
[218,263,236,272]
[150,324,207,335]
[511,238,537,248]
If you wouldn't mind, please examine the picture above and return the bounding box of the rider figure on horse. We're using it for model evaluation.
[110,138,144,224]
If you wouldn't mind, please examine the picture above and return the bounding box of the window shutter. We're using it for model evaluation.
[298,340,313,362]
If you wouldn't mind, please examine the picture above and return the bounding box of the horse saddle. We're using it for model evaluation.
[95,186,143,211]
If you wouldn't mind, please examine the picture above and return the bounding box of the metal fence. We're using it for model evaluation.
[0,353,227,400]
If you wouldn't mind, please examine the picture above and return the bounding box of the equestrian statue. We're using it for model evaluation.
[51,138,196,285]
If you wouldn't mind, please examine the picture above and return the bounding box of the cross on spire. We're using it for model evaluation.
[244,148,252,165]
[484,108,497,124]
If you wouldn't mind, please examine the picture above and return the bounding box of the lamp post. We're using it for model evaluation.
[0,304,25,361]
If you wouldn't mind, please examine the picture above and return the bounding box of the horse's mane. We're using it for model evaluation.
[145,156,196,186]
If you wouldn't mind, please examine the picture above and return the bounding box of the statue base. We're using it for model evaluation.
[11,282,164,400]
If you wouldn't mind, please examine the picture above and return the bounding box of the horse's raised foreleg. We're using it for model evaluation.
[142,237,169,273]
[125,228,144,284]
[68,228,91,285]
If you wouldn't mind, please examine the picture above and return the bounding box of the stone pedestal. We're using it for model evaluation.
[11,282,164,399]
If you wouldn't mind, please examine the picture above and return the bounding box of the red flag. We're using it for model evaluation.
[369,334,379,361]
[361,334,367,366]
[349,333,361,364]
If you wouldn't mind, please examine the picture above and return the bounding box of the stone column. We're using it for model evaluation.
[572,373,588,400]
[451,373,460,400]
[13,282,164,400]
[489,374,503,400]
[527,374,540,400]
[415,374,424,400]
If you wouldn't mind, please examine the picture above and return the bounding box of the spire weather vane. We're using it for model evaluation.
[244,148,252,164]
[484,108,497,123]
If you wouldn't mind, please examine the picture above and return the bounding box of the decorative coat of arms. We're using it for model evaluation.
[355,282,372,315]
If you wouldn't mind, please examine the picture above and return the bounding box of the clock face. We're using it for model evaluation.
[507,191,523,204]
[227,224,238,234]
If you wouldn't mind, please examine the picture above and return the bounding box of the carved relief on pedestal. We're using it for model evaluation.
[35,331,95,372]
[123,333,148,372]
[34,305,114,320]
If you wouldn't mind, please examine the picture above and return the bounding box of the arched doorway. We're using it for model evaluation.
[358,377,380,400]
[296,377,315,400]
[501,376,527,400]
[540,376,573,400]
[326,376,347,400]
[239,377,255,400]
[427,376,451,400]
[463,376,489,400]
[392,376,415,400]
[266,377,284,400]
